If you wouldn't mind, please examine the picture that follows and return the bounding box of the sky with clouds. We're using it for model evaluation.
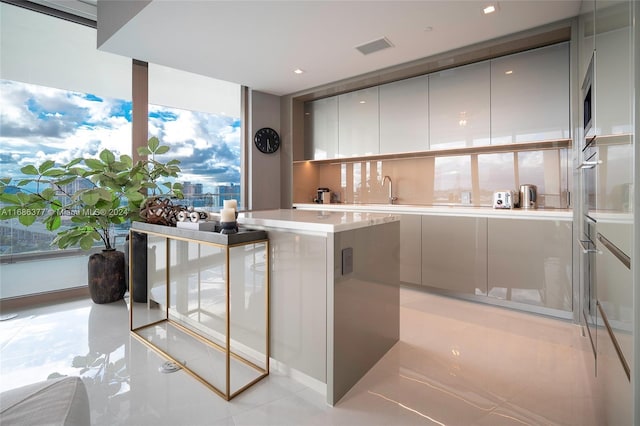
[0,79,241,194]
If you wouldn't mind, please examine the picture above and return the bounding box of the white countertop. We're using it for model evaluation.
[238,209,400,233]
[293,203,573,221]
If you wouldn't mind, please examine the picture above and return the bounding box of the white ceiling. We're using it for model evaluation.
[97,1,582,96]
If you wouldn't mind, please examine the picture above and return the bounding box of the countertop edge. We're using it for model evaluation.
[293,203,573,221]
[238,209,400,233]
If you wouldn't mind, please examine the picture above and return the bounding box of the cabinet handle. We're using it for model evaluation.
[597,302,631,381]
[577,160,601,169]
[597,233,631,269]
[578,239,601,254]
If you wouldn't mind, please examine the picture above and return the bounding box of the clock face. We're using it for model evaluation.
[254,127,280,154]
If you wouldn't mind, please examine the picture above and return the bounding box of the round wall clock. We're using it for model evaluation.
[254,127,280,154]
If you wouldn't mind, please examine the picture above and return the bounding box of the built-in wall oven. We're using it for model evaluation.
[579,51,598,360]
[580,142,598,358]
[582,54,595,138]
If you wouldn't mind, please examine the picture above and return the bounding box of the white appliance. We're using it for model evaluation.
[492,191,515,209]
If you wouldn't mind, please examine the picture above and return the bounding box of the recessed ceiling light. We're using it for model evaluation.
[293,68,305,74]
[483,4,497,14]
[505,70,513,75]
[359,100,366,104]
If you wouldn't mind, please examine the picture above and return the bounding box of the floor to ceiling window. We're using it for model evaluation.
[0,3,243,299]
[0,2,132,297]
[148,64,242,209]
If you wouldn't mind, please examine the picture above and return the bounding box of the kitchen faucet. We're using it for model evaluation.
[382,175,398,205]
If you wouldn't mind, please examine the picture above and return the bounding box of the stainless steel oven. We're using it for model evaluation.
[580,213,598,358]
[582,52,595,138]
[578,69,599,358]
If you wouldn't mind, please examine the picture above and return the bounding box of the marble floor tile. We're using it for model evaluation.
[0,287,596,425]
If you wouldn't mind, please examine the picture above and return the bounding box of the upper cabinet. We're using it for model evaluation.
[304,97,339,160]
[578,0,596,82]
[303,42,570,159]
[490,42,570,145]
[379,75,429,154]
[429,61,490,149]
[338,87,379,157]
[594,0,632,137]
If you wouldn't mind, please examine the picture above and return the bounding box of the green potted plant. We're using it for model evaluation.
[0,137,183,303]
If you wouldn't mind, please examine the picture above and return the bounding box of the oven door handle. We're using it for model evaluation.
[577,160,601,169]
[578,239,601,254]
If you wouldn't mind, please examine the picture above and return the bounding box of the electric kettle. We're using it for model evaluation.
[519,184,537,209]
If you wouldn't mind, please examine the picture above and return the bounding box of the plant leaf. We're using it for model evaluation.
[80,235,95,251]
[66,158,83,167]
[42,168,65,177]
[40,187,56,200]
[120,155,133,168]
[99,149,116,164]
[38,160,56,173]
[20,165,38,175]
[54,176,77,186]
[80,190,101,206]
[137,146,151,156]
[155,145,170,155]
[45,214,62,231]
[148,136,160,152]
[18,214,37,226]
[84,158,104,170]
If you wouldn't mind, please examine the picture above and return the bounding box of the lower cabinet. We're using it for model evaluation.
[417,216,572,313]
[595,314,632,425]
[421,216,487,295]
[487,218,572,311]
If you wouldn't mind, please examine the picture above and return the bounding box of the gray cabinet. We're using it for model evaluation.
[421,215,487,295]
[595,318,632,425]
[429,61,490,149]
[595,231,632,366]
[487,218,572,311]
[594,1,632,137]
[379,75,429,154]
[491,43,570,144]
[338,87,379,157]
[399,214,422,285]
[578,0,595,82]
[583,2,635,423]
[304,97,339,160]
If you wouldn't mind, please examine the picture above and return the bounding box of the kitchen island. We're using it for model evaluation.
[237,209,400,405]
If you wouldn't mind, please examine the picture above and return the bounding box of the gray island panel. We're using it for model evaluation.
[237,209,401,405]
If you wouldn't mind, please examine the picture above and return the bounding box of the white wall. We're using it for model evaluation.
[0,3,131,100]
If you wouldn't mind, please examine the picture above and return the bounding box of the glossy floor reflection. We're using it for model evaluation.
[0,288,597,425]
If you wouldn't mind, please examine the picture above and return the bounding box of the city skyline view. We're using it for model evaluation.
[0,78,242,254]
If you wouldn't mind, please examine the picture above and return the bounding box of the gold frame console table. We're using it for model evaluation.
[129,221,269,401]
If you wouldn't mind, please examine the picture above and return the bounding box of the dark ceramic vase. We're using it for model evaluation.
[88,249,126,304]
[124,232,148,303]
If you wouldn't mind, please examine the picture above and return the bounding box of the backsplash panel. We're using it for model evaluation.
[293,148,571,208]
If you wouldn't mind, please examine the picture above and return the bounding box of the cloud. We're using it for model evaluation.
[150,105,241,191]
[1,79,242,195]
[0,80,133,178]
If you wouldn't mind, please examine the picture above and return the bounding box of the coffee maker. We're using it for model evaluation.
[315,188,331,204]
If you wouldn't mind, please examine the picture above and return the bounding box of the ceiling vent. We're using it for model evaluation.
[355,37,394,55]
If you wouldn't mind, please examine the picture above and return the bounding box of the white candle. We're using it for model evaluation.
[223,199,237,210]
[220,208,235,222]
